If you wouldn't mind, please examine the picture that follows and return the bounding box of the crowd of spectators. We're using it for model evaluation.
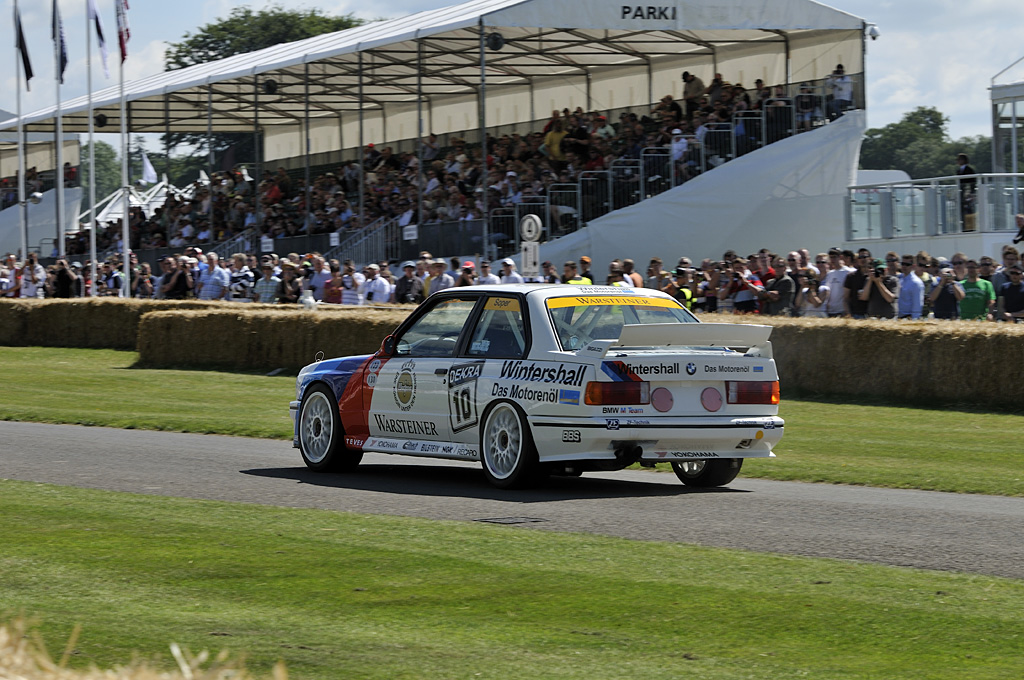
[6,221,1024,322]
[35,65,854,259]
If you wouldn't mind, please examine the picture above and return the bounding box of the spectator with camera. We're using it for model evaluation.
[276,262,302,304]
[340,260,365,305]
[795,272,829,317]
[51,259,79,298]
[361,264,391,304]
[393,261,425,304]
[718,258,763,314]
[20,253,46,298]
[160,257,192,300]
[929,266,965,320]
[843,250,873,318]
[857,258,898,319]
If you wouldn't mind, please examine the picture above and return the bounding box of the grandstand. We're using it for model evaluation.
[1,0,870,265]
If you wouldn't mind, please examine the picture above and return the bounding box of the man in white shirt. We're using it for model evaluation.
[19,254,45,298]
[341,260,365,305]
[822,247,854,317]
[475,260,501,285]
[500,258,525,284]
[2,254,21,297]
[361,264,392,304]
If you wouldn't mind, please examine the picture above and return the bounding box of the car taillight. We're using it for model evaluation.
[584,381,651,405]
[726,381,780,405]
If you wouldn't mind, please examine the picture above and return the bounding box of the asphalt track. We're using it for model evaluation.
[4,421,1023,580]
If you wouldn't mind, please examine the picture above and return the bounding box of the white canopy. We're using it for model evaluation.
[0,0,865,143]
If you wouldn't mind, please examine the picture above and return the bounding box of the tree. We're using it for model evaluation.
[163,6,364,163]
[860,106,991,178]
[79,141,121,211]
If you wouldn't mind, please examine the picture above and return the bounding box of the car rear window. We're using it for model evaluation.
[546,294,697,350]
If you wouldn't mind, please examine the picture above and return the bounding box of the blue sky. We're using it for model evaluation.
[3,0,1024,141]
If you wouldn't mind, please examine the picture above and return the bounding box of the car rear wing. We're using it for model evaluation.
[576,323,774,359]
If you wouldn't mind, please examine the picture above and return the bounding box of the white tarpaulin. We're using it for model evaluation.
[535,111,865,268]
[0,0,866,142]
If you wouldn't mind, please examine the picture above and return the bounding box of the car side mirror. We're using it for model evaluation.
[380,335,396,356]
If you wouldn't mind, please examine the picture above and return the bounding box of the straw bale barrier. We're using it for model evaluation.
[733,317,1024,405]
[137,307,411,369]
[0,298,286,350]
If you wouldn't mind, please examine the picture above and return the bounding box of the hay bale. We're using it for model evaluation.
[138,307,411,369]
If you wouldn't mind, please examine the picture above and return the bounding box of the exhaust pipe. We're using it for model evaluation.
[614,445,643,465]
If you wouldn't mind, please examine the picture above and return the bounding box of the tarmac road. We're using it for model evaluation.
[3,421,1023,579]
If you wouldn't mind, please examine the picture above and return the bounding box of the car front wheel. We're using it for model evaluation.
[671,458,742,487]
[299,385,362,472]
[481,402,538,489]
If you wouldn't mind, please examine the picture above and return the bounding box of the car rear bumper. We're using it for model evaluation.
[529,415,783,462]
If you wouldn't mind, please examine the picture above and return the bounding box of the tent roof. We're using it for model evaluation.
[1,0,864,135]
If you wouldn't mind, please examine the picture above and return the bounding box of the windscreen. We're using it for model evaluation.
[546,294,697,351]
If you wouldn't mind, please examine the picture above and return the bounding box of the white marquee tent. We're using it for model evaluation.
[1,0,866,162]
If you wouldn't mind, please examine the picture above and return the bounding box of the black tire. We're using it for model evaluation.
[671,458,742,487]
[298,384,362,472]
[480,402,540,489]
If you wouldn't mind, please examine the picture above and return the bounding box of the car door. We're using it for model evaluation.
[367,295,480,453]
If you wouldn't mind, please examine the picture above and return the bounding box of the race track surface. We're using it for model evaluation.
[4,421,1023,579]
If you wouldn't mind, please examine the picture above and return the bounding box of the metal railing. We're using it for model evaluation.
[846,174,1024,240]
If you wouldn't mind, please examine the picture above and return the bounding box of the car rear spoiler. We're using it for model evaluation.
[576,323,774,359]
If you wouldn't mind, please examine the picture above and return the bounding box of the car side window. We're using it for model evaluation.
[395,297,478,357]
[466,296,527,359]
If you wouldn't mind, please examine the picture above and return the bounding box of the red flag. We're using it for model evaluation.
[115,0,130,62]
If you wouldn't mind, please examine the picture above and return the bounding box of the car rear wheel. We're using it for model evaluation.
[481,402,539,489]
[299,385,362,472]
[671,458,742,487]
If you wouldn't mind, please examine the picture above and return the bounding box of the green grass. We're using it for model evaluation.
[3,479,1023,680]
[2,346,1023,496]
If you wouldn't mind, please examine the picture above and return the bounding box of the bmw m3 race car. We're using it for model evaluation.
[290,284,783,489]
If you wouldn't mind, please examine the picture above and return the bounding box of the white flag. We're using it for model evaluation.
[141,153,158,185]
[88,0,109,78]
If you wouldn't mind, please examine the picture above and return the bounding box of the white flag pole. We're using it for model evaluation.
[54,0,66,258]
[15,0,28,263]
[86,0,98,295]
[120,50,129,297]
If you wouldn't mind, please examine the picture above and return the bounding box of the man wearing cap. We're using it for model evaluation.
[536,261,560,284]
[361,264,391,305]
[500,258,525,284]
[252,259,281,304]
[578,256,593,283]
[455,261,477,287]
[393,261,425,304]
[563,261,592,285]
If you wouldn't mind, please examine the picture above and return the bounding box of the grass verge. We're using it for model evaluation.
[3,479,1023,680]
[2,346,1022,496]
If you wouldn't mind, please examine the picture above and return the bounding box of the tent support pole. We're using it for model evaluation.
[417,38,424,239]
[646,59,653,108]
[529,77,535,122]
[207,85,213,181]
[304,62,311,251]
[254,77,261,235]
[358,50,365,234]
[164,95,171,179]
[479,20,488,257]
[586,71,592,112]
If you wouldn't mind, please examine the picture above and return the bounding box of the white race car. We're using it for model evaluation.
[290,285,783,488]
